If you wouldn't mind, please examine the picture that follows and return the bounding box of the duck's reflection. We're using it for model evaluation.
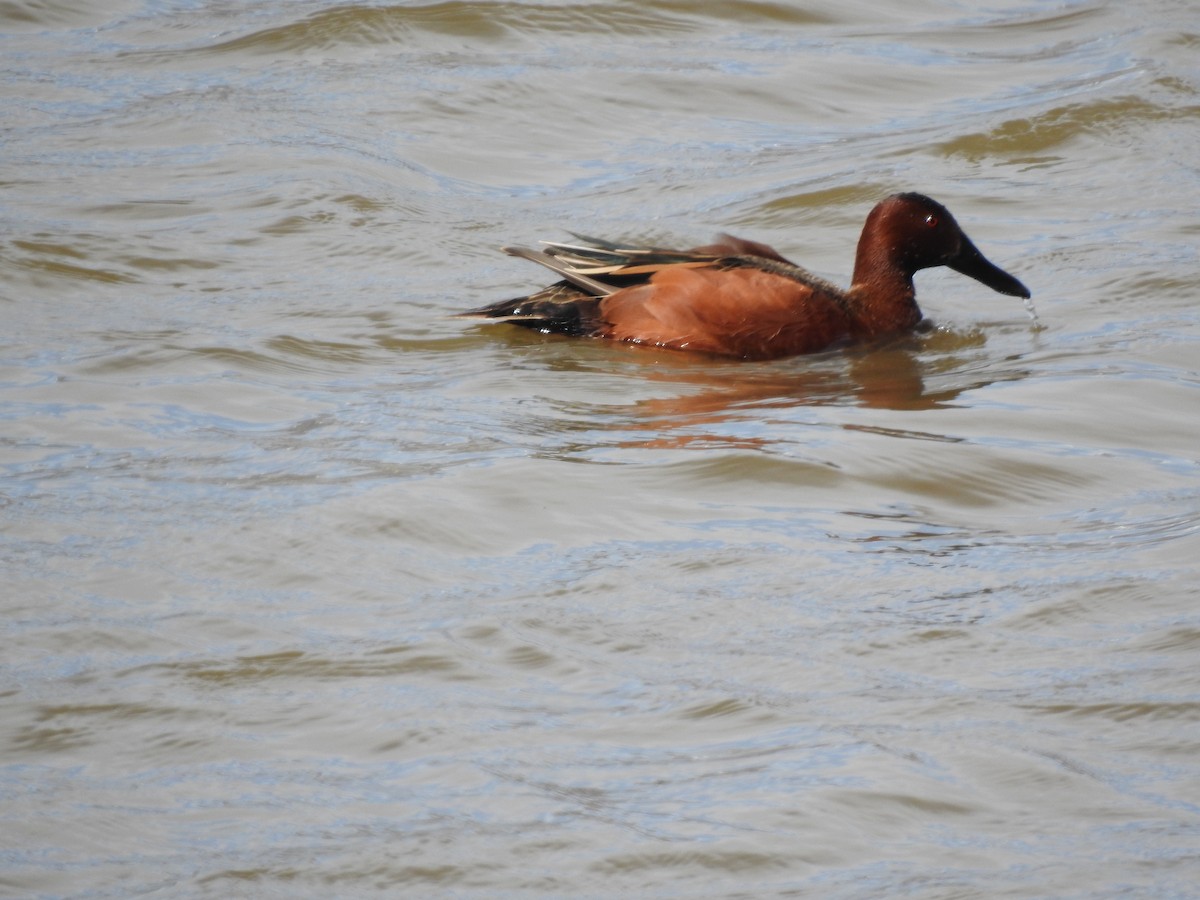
[555,328,1026,451]
[498,322,1034,455]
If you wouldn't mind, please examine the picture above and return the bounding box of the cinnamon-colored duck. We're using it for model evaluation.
[457,193,1030,360]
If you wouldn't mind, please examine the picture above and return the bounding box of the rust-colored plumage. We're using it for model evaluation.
[457,193,1030,360]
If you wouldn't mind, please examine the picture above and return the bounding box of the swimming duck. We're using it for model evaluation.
[457,193,1030,360]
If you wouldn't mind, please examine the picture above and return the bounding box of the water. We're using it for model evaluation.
[3,0,1199,896]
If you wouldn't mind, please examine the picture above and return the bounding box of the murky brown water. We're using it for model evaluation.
[3,0,1199,896]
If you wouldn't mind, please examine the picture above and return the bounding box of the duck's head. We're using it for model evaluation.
[864,192,1031,299]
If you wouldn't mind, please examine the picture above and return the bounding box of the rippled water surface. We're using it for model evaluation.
[3,0,1199,896]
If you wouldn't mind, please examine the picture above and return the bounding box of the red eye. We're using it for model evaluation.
[924,214,939,228]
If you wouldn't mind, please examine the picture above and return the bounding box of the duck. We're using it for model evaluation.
[456,193,1030,360]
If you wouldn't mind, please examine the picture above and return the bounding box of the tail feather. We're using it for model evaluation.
[454,282,601,337]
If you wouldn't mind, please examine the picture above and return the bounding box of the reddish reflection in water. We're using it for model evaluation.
[593,330,1008,449]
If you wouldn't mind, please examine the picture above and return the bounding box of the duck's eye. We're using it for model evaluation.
[924,214,939,228]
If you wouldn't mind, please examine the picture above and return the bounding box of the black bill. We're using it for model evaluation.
[948,235,1031,299]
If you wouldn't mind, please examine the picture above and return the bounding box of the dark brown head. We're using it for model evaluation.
[857,192,1030,299]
